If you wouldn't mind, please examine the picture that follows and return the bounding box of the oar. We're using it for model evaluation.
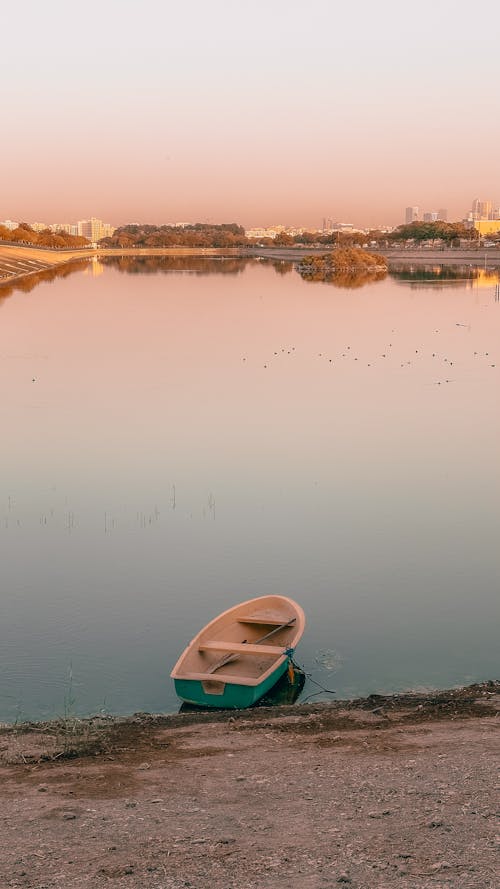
[207,618,297,674]
[252,617,296,644]
[206,652,240,675]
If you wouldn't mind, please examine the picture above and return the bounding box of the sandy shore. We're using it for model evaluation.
[1,682,498,888]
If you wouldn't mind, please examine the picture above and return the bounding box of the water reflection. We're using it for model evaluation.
[265,260,294,275]
[0,255,284,303]
[1,256,498,722]
[390,264,500,289]
[99,254,257,276]
[297,266,387,288]
[3,255,499,302]
[0,260,89,303]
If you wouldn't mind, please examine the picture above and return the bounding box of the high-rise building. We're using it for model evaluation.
[471,199,493,220]
[405,207,419,224]
[77,218,115,241]
[423,211,438,222]
[437,208,447,221]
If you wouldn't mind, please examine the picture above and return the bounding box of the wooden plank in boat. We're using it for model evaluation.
[198,641,283,656]
[237,615,293,626]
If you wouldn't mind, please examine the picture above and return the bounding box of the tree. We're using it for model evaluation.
[104,222,250,249]
[37,230,60,247]
[274,232,294,247]
[10,227,39,244]
[296,231,317,244]
[390,221,476,245]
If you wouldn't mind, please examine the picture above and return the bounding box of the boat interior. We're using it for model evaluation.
[172,597,304,687]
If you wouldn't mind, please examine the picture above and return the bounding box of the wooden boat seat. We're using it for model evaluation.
[198,641,284,656]
[237,615,294,626]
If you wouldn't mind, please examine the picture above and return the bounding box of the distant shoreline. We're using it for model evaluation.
[243,246,500,264]
[2,243,500,290]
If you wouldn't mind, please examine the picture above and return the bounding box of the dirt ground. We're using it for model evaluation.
[0,683,498,889]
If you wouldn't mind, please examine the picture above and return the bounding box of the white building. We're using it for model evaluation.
[50,223,79,236]
[77,218,115,241]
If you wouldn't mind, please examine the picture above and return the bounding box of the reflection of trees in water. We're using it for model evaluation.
[298,267,387,289]
[390,264,500,289]
[100,255,297,277]
[269,260,294,275]
[0,256,299,303]
[0,260,89,303]
[99,255,256,276]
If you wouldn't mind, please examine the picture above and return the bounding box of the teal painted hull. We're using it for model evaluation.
[174,658,290,709]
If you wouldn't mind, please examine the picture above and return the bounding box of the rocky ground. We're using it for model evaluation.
[0,682,498,889]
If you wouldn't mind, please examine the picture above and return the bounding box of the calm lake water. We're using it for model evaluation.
[1,256,499,722]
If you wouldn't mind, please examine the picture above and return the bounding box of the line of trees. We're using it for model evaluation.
[256,230,350,247]
[388,221,477,245]
[100,223,248,249]
[274,222,479,248]
[100,224,386,250]
[2,219,483,252]
[0,223,89,248]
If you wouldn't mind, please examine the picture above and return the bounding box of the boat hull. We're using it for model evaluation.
[174,658,290,709]
[171,595,305,709]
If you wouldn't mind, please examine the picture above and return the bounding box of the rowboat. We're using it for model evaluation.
[171,595,305,709]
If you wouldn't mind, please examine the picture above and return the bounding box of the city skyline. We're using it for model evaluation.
[2,1,500,228]
[2,195,497,236]
[2,195,499,237]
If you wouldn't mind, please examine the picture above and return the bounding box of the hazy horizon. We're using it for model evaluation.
[2,0,500,228]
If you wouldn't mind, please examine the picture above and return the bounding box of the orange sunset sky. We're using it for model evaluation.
[2,0,500,229]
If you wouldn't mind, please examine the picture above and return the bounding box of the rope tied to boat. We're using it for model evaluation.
[288,653,337,702]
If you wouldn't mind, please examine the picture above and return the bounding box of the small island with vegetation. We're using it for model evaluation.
[296,246,388,287]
